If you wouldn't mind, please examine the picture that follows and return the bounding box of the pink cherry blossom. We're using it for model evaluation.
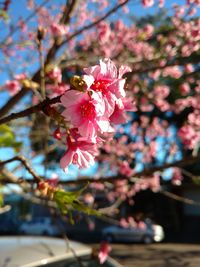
[61,90,112,138]
[98,241,112,264]
[83,58,131,116]
[118,161,134,177]
[171,168,183,186]
[120,218,130,228]
[4,80,21,95]
[159,0,165,7]
[14,73,26,81]
[178,125,198,149]
[50,23,69,36]
[142,0,154,7]
[47,66,62,83]
[60,137,98,172]
[179,82,190,95]
[154,85,170,99]
[109,98,136,124]
[46,83,69,97]
[83,193,94,205]
[143,24,154,39]
[162,66,182,79]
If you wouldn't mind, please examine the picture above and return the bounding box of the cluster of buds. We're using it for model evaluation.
[38,181,57,200]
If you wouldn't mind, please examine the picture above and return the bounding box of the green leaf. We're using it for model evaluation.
[53,185,101,223]
[0,188,3,208]
[0,125,13,133]
[0,124,22,151]
[0,9,9,21]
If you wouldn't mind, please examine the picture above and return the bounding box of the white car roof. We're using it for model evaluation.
[0,236,92,267]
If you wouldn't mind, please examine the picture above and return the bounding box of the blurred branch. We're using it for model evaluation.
[60,0,79,24]
[36,28,46,100]
[0,0,50,47]
[98,198,122,215]
[61,154,200,185]
[0,155,41,183]
[0,95,60,125]
[2,155,200,185]
[45,0,129,65]
[161,191,200,206]
[126,52,200,76]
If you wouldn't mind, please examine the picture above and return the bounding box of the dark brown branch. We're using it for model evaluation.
[60,0,79,24]
[161,191,200,206]
[0,156,41,183]
[59,155,200,185]
[2,155,200,185]
[0,95,61,125]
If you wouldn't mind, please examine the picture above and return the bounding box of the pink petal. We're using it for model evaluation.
[60,90,87,108]
[99,58,117,79]
[60,150,74,172]
[118,65,132,78]
[83,74,95,88]
[108,79,126,98]
[78,120,97,138]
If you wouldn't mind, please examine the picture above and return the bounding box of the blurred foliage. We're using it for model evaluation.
[0,124,22,151]
[0,9,9,21]
[0,190,3,208]
[54,185,100,224]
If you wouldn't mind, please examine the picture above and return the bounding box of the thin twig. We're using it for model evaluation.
[0,0,50,47]
[0,155,41,183]
[125,53,200,77]
[37,30,46,99]
[161,191,200,206]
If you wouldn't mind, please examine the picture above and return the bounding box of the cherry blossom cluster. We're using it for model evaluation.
[4,74,26,95]
[106,174,160,205]
[142,0,200,7]
[58,58,135,172]
[3,66,68,99]
[119,217,146,229]
[178,109,200,150]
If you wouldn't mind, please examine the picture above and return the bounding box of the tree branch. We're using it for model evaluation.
[60,0,79,24]
[125,52,200,77]
[62,155,200,185]
[0,95,60,125]
[161,191,200,206]
[0,156,41,183]
[1,155,200,185]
